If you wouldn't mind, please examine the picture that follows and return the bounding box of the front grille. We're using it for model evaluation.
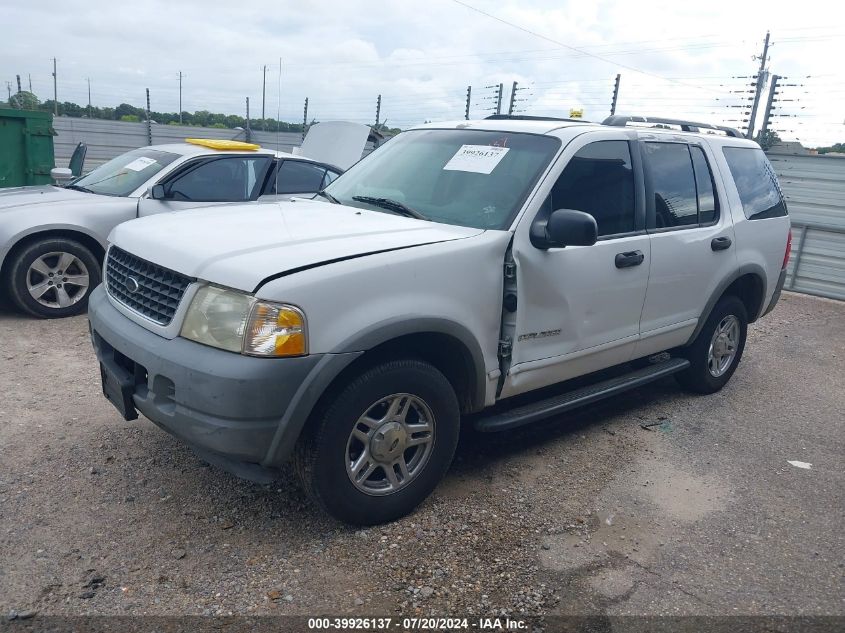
[105,246,193,326]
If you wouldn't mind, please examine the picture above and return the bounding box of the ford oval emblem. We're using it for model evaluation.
[125,276,140,293]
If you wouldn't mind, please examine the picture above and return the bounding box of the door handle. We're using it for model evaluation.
[711,236,732,251]
[615,250,645,268]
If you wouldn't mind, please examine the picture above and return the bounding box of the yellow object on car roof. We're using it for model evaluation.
[184,138,261,151]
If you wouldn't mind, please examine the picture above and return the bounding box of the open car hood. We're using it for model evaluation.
[296,121,372,170]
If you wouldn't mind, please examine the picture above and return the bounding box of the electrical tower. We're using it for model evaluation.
[760,75,780,135]
[610,74,621,115]
[465,86,472,120]
[747,31,771,139]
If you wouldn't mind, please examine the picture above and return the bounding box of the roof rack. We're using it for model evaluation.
[602,115,744,138]
[485,114,588,123]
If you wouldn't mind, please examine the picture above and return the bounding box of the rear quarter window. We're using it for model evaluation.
[722,147,787,220]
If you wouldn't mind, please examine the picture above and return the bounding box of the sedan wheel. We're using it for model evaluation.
[8,237,101,318]
[26,251,90,310]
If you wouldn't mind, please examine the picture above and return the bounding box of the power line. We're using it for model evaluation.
[448,0,721,93]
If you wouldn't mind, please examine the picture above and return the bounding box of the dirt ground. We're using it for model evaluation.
[0,292,842,624]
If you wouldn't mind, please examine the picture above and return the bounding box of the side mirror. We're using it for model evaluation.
[530,209,598,249]
[51,168,73,184]
[150,184,167,200]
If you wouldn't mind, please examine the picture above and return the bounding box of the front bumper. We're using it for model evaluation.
[88,285,322,467]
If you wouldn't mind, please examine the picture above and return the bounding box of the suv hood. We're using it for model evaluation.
[0,185,104,212]
[109,199,485,292]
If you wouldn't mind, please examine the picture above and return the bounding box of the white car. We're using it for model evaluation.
[88,115,791,524]
[0,121,370,318]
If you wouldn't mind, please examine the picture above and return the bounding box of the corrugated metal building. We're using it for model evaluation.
[768,151,845,301]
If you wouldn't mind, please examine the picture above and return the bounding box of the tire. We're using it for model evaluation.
[294,359,460,525]
[675,295,748,394]
[7,238,101,318]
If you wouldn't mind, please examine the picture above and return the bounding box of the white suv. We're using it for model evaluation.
[88,115,791,524]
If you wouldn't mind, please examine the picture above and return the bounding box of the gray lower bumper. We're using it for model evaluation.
[88,285,328,468]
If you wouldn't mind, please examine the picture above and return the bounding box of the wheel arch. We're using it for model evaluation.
[262,320,489,468]
[1,227,106,284]
[686,266,767,345]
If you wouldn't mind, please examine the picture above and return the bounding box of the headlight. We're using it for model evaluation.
[180,285,307,357]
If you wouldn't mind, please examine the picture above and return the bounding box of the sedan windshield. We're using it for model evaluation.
[70,148,179,197]
[325,129,560,230]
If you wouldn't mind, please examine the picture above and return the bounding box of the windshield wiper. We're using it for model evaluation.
[315,190,340,204]
[65,184,93,193]
[351,196,428,221]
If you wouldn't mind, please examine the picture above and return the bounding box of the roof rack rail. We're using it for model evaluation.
[602,115,744,138]
[485,114,588,123]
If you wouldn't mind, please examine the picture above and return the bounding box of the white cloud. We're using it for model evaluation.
[2,0,843,145]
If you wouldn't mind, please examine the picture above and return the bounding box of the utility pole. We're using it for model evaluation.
[375,94,382,127]
[760,74,780,136]
[302,97,308,143]
[87,78,91,118]
[145,88,152,145]
[5,82,11,102]
[245,97,251,142]
[178,71,183,124]
[261,64,267,129]
[747,31,770,139]
[507,81,518,115]
[28,73,32,93]
[16,75,22,95]
[52,58,58,115]
[610,73,621,115]
[496,83,503,115]
[465,85,471,120]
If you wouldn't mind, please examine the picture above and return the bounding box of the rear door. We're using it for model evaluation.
[137,154,272,216]
[634,137,737,359]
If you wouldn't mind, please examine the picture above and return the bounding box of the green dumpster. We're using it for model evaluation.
[0,108,56,188]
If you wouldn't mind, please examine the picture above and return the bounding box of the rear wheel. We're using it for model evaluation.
[294,359,460,525]
[8,238,100,318]
[676,295,747,394]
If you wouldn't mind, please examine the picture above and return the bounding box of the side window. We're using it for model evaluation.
[273,160,327,194]
[167,157,269,202]
[542,140,636,237]
[322,169,341,189]
[690,146,719,224]
[644,142,698,228]
[722,147,787,220]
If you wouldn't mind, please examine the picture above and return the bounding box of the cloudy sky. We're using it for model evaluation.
[4,0,844,145]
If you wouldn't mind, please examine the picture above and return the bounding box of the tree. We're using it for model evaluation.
[755,129,781,151]
[8,90,39,110]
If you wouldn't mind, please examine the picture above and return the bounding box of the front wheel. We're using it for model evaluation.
[294,359,460,525]
[8,238,101,318]
[675,295,748,394]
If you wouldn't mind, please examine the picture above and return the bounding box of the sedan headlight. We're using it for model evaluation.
[180,285,307,357]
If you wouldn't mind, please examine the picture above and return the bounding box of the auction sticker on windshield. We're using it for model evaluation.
[124,156,158,171]
[443,144,509,174]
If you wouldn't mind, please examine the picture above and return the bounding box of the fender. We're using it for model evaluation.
[0,223,108,273]
[331,316,489,408]
[261,317,489,467]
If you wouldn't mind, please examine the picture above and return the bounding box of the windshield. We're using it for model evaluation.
[70,148,179,197]
[325,129,561,229]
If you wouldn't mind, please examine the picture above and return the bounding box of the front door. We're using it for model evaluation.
[501,132,650,398]
[137,155,272,217]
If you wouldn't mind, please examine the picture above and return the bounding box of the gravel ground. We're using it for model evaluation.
[0,291,842,622]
